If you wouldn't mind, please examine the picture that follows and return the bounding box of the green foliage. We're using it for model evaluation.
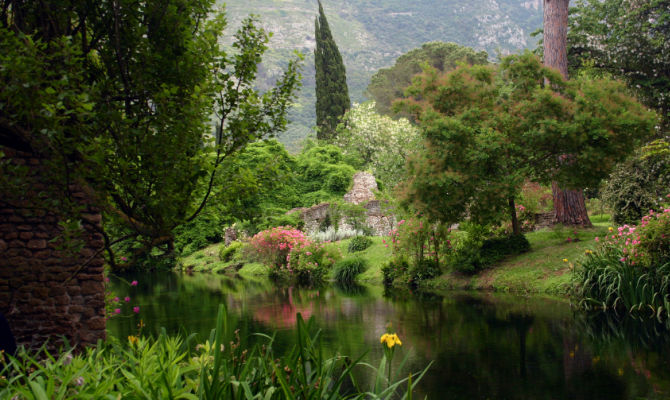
[334,101,421,188]
[348,236,373,253]
[294,144,355,200]
[314,1,350,139]
[219,241,243,262]
[0,305,430,399]
[568,0,670,130]
[289,242,342,285]
[367,41,488,116]
[637,209,670,268]
[333,256,368,284]
[574,245,670,317]
[381,256,411,287]
[399,52,656,231]
[0,2,302,268]
[174,212,223,256]
[602,140,670,225]
[480,234,531,262]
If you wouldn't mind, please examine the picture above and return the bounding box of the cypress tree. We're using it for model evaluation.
[314,0,350,140]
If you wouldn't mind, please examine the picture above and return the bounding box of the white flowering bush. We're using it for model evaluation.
[335,101,420,188]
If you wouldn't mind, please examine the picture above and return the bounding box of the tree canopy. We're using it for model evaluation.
[399,53,656,232]
[0,0,301,266]
[568,0,670,132]
[366,41,488,116]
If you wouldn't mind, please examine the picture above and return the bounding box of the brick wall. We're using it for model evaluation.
[0,148,106,351]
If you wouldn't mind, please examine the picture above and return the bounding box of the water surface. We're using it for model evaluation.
[109,272,670,399]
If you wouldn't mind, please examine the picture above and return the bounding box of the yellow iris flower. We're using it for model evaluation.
[380,333,402,348]
[128,335,139,345]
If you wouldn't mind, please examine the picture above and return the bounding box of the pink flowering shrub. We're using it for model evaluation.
[288,242,342,284]
[249,226,309,269]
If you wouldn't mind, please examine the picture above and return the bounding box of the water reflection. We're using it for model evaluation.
[109,272,670,399]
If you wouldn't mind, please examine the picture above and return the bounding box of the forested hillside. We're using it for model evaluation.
[223,0,543,150]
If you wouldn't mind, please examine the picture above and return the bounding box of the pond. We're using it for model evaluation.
[108,272,670,399]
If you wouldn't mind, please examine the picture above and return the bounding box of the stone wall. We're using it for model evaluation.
[292,172,396,236]
[0,148,106,351]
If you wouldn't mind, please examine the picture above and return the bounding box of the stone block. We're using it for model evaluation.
[26,239,47,249]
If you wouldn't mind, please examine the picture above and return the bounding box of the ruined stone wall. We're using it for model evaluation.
[0,148,106,351]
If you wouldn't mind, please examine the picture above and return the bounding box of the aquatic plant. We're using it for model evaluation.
[0,305,430,399]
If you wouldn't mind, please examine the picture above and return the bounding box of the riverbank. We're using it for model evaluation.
[179,216,610,295]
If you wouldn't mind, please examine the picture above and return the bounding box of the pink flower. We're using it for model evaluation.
[113,297,119,302]
[305,252,312,256]
[133,306,140,313]
[620,257,626,262]
[398,220,405,225]
[595,237,599,242]
[120,256,127,262]
[124,296,130,302]
[131,280,138,286]
[114,308,121,314]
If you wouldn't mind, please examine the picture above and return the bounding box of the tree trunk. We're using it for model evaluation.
[508,197,521,236]
[543,0,592,227]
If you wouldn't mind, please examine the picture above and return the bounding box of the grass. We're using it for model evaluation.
[324,236,392,284]
[177,243,268,279]
[424,217,612,294]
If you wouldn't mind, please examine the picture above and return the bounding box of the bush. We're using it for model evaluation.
[408,259,441,284]
[174,213,222,256]
[287,242,342,285]
[574,208,670,316]
[449,231,530,274]
[334,256,368,284]
[381,256,410,287]
[218,241,243,262]
[249,226,309,270]
[602,139,670,225]
[311,226,364,243]
[348,236,373,252]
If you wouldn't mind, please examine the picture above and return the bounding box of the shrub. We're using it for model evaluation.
[348,236,373,253]
[287,241,342,285]
[449,229,530,274]
[334,256,368,284]
[249,226,309,270]
[408,259,441,284]
[174,213,222,256]
[602,139,670,225]
[218,241,243,262]
[388,217,452,269]
[311,226,364,243]
[574,207,670,316]
[381,256,410,287]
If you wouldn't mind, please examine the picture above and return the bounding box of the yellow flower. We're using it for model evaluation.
[128,335,139,345]
[609,227,614,232]
[563,258,568,263]
[585,249,593,255]
[380,333,402,348]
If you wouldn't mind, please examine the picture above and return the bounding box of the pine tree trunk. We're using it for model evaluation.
[543,0,592,227]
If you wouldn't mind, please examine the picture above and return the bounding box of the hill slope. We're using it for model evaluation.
[222,0,543,150]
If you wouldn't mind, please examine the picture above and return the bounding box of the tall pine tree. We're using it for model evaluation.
[314,0,350,140]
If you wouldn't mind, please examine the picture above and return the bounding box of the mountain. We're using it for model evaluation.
[222,0,543,150]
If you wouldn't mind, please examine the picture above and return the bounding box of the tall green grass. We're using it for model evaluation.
[0,305,429,399]
[574,245,670,318]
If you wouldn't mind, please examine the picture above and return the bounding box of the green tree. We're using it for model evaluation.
[0,0,301,267]
[399,53,655,234]
[366,42,488,116]
[335,102,420,189]
[314,0,350,140]
[568,0,670,132]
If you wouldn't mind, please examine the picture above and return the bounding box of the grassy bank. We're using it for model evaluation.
[178,216,611,295]
[424,216,611,294]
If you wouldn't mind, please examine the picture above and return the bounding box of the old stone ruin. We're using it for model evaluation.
[0,147,106,352]
[290,172,395,236]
